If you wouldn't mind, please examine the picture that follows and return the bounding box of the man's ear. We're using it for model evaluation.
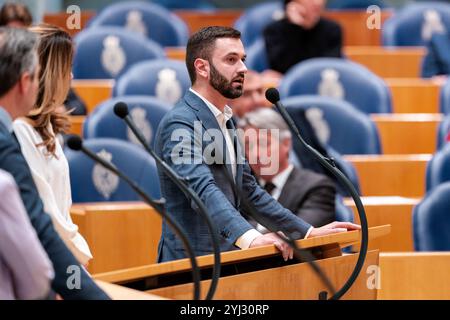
[194,58,209,80]
[17,72,32,95]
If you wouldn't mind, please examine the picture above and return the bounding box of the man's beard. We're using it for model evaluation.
[209,62,244,99]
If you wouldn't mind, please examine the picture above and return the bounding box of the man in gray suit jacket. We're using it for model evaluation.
[238,108,336,228]
[155,26,359,262]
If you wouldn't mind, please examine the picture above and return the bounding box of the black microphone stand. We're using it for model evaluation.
[266,87,369,300]
[66,135,202,300]
[114,103,221,300]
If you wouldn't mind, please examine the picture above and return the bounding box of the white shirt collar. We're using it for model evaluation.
[189,88,233,125]
[0,106,13,132]
[260,164,294,191]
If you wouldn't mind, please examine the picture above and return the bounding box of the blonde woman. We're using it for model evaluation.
[13,24,92,266]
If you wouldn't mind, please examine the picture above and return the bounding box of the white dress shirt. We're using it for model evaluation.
[13,118,92,265]
[189,88,236,178]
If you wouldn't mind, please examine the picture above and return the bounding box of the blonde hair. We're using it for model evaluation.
[27,23,72,156]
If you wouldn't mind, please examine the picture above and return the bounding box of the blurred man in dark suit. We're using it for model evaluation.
[0,26,108,299]
[239,108,336,227]
[264,0,342,74]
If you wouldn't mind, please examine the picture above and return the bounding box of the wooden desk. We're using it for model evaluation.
[379,252,450,299]
[386,78,441,114]
[372,113,442,154]
[345,196,418,252]
[68,115,85,136]
[43,11,96,37]
[72,79,114,114]
[71,79,442,118]
[71,202,162,274]
[175,10,392,46]
[324,10,393,46]
[167,46,425,79]
[344,46,425,78]
[344,154,431,197]
[95,225,389,300]
[96,280,166,300]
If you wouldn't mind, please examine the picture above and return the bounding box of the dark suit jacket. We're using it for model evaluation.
[263,17,342,74]
[277,167,336,228]
[0,122,109,299]
[155,90,312,262]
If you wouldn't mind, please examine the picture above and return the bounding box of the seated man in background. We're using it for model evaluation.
[0,2,87,115]
[264,0,342,74]
[238,108,336,228]
[0,169,54,300]
[0,26,108,299]
[229,70,268,120]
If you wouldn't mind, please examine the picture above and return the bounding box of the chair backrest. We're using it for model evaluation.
[383,2,450,46]
[283,95,382,155]
[426,144,450,191]
[439,77,450,114]
[65,138,160,202]
[327,0,389,10]
[279,58,392,114]
[88,1,189,47]
[437,114,450,150]
[234,1,284,47]
[73,26,165,79]
[113,59,191,105]
[151,0,215,10]
[327,147,361,195]
[245,38,269,72]
[83,96,171,148]
[413,181,450,251]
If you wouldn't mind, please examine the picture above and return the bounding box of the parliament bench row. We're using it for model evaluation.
[71,77,443,115]
[71,196,419,274]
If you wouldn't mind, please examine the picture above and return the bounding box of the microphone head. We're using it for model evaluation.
[113,102,129,119]
[66,135,83,151]
[265,87,280,104]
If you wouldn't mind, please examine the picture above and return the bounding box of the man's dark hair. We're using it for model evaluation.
[0,2,32,27]
[0,27,38,97]
[185,26,241,84]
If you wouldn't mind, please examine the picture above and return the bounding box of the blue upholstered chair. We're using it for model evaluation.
[327,0,389,9]
[413,182,450,251]
[113,59,190,105]
[245,38,269,72]
[65,138,161,202]
[426,144,450,191]
[83,96,171,148]
[437,114,450,150]
[283,95,382,155]
[234,1,284,47]
[87,1,189,47]
[278,58,392,114]
[383,2,450,46]
[73,27,165,79]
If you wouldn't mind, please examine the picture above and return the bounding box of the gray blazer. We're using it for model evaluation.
[155,90,312,262]
[277,167,336,227]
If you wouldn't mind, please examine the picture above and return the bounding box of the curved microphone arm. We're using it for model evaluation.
[266,87,369,300]
[114,103,221,300]
[66,135,202,300]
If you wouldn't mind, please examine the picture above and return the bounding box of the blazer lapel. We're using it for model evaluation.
[184,91,240,203]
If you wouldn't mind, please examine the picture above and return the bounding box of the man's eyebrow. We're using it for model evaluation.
[224,52,246,59]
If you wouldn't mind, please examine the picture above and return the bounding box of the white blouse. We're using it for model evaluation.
[13,118,92,265]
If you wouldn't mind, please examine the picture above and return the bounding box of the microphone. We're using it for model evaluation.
[265,87,369,300]
[113,102,221,301]
[66,135,202,300]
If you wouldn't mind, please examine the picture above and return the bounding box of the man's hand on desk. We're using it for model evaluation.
[249,232,294,261]
[309,222,361,238]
